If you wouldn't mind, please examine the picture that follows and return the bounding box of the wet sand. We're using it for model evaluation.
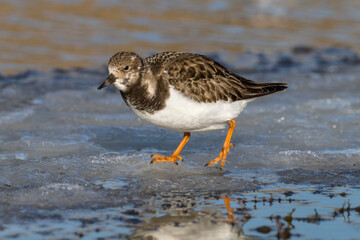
[1,0,360,74]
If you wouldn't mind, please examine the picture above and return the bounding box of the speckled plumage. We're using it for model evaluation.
[98,51,287,169]
[100,51,287,112]
[147,52,287,103]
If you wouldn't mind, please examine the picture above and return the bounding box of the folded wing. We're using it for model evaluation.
[159,53,287,103]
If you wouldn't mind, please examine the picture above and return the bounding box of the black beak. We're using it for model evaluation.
[97,73,116,90]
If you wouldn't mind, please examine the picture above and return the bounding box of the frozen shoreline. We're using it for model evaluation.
[0,47,360,239]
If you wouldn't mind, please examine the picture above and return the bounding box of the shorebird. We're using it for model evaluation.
[98,51,287,170]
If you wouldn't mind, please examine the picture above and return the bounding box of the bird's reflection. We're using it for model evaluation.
[129,189,353,240]
[129,195,259,240]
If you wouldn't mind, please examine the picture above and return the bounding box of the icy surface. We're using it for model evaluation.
[0,48,360,239]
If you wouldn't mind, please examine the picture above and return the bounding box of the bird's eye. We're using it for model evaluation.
[124,66,129,71]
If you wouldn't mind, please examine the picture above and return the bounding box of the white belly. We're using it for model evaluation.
[131,87,251,132]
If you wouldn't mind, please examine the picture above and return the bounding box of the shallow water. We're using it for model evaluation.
[1,0,360,74]
[1,48,360,239]
[1,186,359,239]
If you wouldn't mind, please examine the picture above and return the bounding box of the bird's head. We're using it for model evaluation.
[97,52,144,92]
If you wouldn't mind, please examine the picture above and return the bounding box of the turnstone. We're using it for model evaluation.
[98,51,287,170]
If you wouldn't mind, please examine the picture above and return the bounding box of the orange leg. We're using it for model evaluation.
[150,132,191,166]
[205,119,236,170]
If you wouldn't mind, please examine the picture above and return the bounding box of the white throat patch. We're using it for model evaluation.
[113,79,127,92]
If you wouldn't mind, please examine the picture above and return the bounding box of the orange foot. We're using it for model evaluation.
[205,142,234,170]
[205,119,236,170]
[149,132,190,166]
[150,154,183,165]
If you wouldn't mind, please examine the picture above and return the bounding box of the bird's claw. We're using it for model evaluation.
[150,154,182,166]
[205,142,235,170]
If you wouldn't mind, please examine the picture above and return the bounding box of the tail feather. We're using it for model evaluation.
[242,82,288,99]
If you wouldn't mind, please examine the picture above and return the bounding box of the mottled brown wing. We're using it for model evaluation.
[160,53,287,103]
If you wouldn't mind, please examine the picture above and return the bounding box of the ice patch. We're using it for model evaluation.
[92,179,128,189]
[304,97,354,112]
[321,147,360,155]
[39,183,85,192]
[0,152,27,161]
[0,108,34,124]
[0,50,360,238]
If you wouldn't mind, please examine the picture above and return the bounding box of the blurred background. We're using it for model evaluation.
[1,0,360,75]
